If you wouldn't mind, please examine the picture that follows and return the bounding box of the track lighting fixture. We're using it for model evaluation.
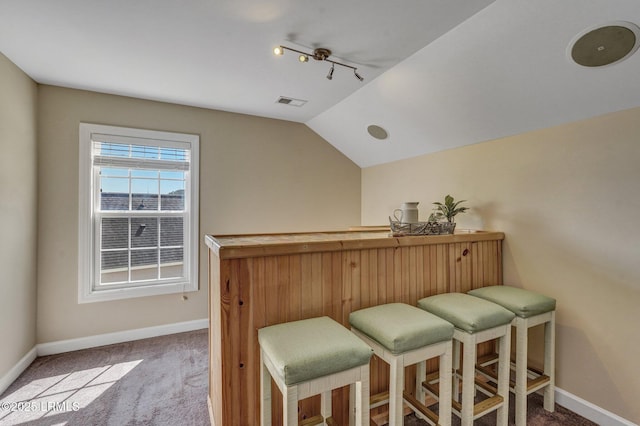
[273,45,364,82]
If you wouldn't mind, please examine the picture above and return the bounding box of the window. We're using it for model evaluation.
[79,123,199,303]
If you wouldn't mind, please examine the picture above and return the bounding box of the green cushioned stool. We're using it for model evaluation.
[468,285,556,426]
[258,316,373,426]
[418,293,515,426]
[350,303,454,426]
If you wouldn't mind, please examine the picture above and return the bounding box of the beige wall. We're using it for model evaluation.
[0,54,38,378]
[36,86,361,343]
[362,107,640,423]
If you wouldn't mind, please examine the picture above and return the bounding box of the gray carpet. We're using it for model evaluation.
[1,329,596,425]
[0,330,209,426]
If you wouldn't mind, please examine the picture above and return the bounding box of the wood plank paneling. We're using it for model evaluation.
[208,231,504,425]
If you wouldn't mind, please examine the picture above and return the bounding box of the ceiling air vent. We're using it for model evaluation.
[276,96,307,107]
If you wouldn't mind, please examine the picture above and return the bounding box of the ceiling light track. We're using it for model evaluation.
[274,45,364,82]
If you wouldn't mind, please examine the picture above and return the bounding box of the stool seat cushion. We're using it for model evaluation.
[258,316,373,385]
[468,286,556,318]
[418,293,515,333]
[349,303,454,354]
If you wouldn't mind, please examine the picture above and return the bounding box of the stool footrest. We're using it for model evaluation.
[425,371,440,383]
[525,375,551,393]
[473,395,504,417]
[299,415,324,426]
[425,372,499,396]
[422,379,505,418]
[477,352,500,366]
[476,364,551,394]
[370,391,389,409]
[478,352,547,379]
[402,391,440,425]
[475,377,497,395]
[422,380,441,399]
[369,391,436,426]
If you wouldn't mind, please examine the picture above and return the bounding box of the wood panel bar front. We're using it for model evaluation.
[206,230,504,425]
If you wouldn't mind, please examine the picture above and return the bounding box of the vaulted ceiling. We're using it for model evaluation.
[2,0,639,166]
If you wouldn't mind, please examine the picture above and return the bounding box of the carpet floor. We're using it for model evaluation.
[1,329,596,425]
[0,330,209,426]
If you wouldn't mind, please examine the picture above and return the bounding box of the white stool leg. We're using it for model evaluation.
[461,339,475,426]
[544,311,556,412]
[453,339,461,403]
[497,326,511,426]
[349,384,355,426]
[357,364,370,426]
[439,342,453,426]
[389,355,404,426]
[282,385,298,426]
[416,360,426,404]
[260,354,272,426]
[321,391,332,425]
[515,318,528,426]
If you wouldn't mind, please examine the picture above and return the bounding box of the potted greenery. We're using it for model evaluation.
[430,195,469,234]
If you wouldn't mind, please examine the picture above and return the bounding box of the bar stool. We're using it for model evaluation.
[258,316,373,426]
[468,285,556,426]
[349,303,454,426]
[417,293,515,426]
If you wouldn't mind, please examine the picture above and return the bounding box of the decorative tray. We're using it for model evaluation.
[389,218,456,236]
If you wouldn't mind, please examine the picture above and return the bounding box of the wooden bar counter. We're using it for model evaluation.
[205,229,504,425]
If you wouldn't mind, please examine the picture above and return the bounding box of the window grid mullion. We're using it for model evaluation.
[98,211,185,218]
[156,217,161,280]
[127,216,132,283]
[94,167,102,291]
[156,176,161,281]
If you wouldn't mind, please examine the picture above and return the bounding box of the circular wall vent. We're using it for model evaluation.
[569,21,640,67]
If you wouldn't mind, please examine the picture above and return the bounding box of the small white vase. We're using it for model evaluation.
[394,202,419,223]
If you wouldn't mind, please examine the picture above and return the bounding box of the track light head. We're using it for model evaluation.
[273,46,284,56]
[298,54,309,62]
[354,69,364,82]
[327,64,334,80]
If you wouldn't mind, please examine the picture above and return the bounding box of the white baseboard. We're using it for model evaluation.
[0,346,38,396]
[1,319,208,396]
[555,388,637,426]
[37,318,208,356]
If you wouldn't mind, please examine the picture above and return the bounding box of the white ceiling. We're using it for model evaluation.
[2,0,640,167]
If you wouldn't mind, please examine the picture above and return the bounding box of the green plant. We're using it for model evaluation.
[432,194,469,223]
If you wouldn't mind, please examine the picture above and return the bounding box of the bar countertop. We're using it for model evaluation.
[205,228,505,259]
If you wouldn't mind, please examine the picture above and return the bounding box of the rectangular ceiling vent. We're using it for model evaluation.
[276,96,307,107]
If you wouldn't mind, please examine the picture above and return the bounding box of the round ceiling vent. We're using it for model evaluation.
[569,21,640,67]
[367,125,388,140]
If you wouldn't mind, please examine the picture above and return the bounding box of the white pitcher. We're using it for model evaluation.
[393,202,419,223]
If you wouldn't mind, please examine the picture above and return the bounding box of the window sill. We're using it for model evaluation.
[78,281,197,304]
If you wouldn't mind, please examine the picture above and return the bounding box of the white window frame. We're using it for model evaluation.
[78,123,199,303]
